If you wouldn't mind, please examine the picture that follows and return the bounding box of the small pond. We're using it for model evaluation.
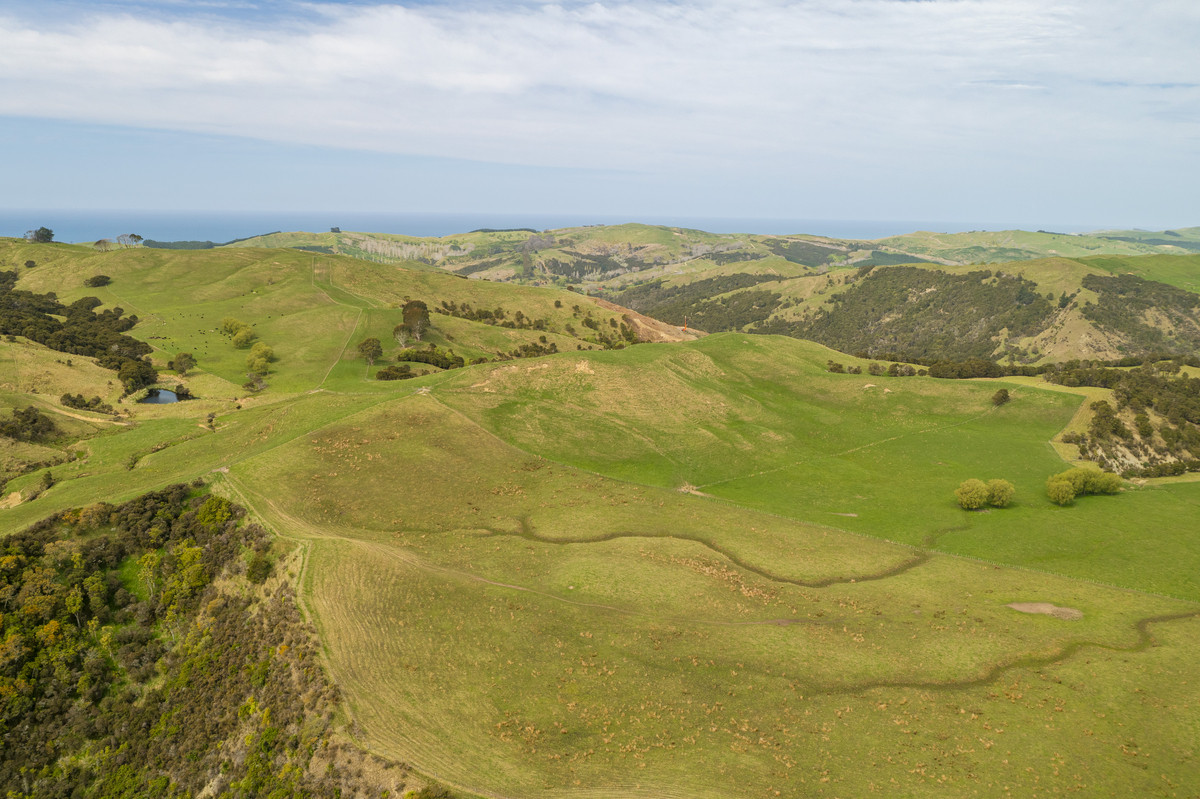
[139,389,180,404]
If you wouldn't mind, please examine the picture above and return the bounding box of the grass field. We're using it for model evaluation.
[2,238,1199,798]
[224,390,1198,798]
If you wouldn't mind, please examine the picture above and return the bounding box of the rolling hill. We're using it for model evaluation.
[1,235,1199,798]
[217,223,1200,294]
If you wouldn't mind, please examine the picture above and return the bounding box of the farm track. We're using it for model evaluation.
[493,514,930,589]
[820,608,1200,696]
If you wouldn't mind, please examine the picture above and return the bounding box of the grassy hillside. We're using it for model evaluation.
[2,237,1199,798]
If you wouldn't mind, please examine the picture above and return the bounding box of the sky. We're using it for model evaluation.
[1,0,1198,230]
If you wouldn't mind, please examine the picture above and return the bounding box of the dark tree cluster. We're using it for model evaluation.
[790,267,1055,361]
[539,249,654,282]
[1080,273,1200,355]
[0,274,156,393]
[376,363,414,380]
[0,406,59,442]
[60,393,115,415]
[707,250,768,265]
[762,238,840,267]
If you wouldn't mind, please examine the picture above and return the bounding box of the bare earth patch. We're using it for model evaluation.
[1007,602,1084,620]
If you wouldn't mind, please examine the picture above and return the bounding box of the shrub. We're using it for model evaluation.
[376,364,414,381]
[1046,467,1122,505]
[992,388,1011,406]
[1046,477,1076,506]
[986,478,1016,508]
[955,479,989,510]
[231,328,256,349]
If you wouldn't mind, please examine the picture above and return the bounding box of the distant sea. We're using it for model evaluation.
[0,209,1094,245]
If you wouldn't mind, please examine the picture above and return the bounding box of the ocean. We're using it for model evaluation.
[0,209,1089,245]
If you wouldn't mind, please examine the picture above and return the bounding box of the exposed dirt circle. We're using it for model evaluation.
[1007,602,1083,620]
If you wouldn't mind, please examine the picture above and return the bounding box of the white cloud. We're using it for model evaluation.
[0,1,1197,185]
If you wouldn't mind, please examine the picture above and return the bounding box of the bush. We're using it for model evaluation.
[376,364,413,381]
[1046,477,1076,505]
[85,274,112,287]
[1046,467,1122,505]
[986,478,1015,507]
[246,553,272,584]
[992,388,1011,406]
[955,479,989,510]
[231,328,256,349]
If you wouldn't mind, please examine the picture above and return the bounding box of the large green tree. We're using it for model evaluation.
[172,352,196,375]
[402,300,430,341]
[357,337,383,366]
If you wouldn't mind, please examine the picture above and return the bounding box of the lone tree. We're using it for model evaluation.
[402,300,430,341]
[84,274,111,287]
[25,227,54,243]
[357,337,383,366]
[171,352,196,375]
[992,388,1011,406]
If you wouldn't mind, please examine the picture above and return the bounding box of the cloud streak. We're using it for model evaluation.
[1,0,1197,222]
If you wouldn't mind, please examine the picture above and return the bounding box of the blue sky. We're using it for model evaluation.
[2,0,1198,229]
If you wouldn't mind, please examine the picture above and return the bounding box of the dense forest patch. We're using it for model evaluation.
[0,485,425,798]
[762,238,841,266]
[787,266,1055,360]
[1080,273,1200,354]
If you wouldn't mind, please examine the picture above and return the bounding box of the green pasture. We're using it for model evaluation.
[433,334,1200,601]
[3,238,1199,798]
[222,392,1197,799]
[1077,253,1200,294]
